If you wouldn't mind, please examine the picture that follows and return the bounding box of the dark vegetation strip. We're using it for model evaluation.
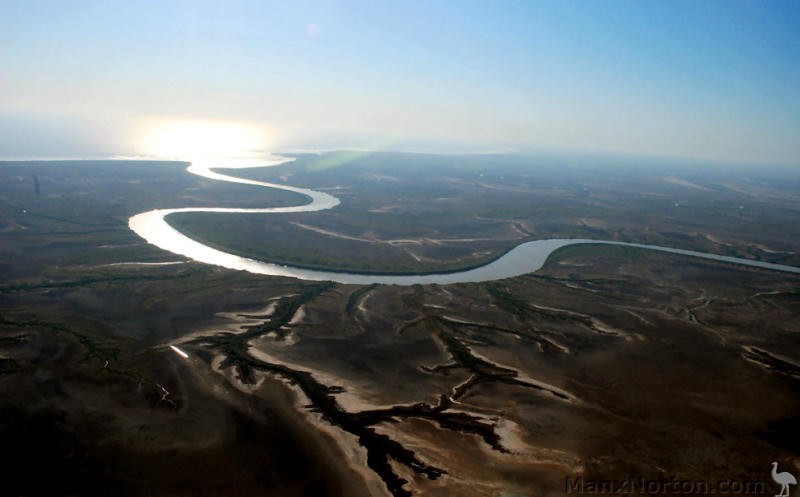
[742,347,800,379]
[0,199,118,227]
[486,282,616,336]
[405,286,574,401]
[0,315,175,405]
[345,283,377,318]
[0,334,28,346]
[0,267,211,293]
[487,283,590,324]
[0,315,120,365]
[432,318,571,401]
[8,228,129,236]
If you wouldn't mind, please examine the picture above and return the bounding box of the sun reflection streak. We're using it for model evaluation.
[169,345,190,359]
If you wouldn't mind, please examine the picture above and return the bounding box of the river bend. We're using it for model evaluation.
[129,159,800,285]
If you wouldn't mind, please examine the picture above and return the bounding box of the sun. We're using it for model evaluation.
[140,119,270,166]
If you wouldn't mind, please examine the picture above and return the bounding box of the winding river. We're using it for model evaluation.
[129,158,800,285]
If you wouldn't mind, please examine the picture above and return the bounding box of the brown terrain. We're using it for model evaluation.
[1,153,798,496]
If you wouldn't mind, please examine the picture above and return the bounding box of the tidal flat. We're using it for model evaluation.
[1,153,798,496]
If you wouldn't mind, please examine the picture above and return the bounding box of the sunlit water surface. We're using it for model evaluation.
[129,157,800,285]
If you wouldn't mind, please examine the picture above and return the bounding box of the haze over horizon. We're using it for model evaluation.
[1,0,799,166]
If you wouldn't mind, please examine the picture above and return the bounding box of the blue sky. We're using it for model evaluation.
[1,0,799,165]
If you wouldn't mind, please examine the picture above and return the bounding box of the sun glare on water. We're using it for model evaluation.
[140,119,271,167]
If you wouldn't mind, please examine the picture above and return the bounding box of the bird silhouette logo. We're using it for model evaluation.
[771,462,797,497]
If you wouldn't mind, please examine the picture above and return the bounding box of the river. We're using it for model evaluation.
[128,158,800,285]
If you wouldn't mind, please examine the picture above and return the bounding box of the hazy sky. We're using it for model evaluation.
[1,0,799,165]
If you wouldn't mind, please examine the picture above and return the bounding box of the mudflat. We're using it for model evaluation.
[1,153,798,496]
